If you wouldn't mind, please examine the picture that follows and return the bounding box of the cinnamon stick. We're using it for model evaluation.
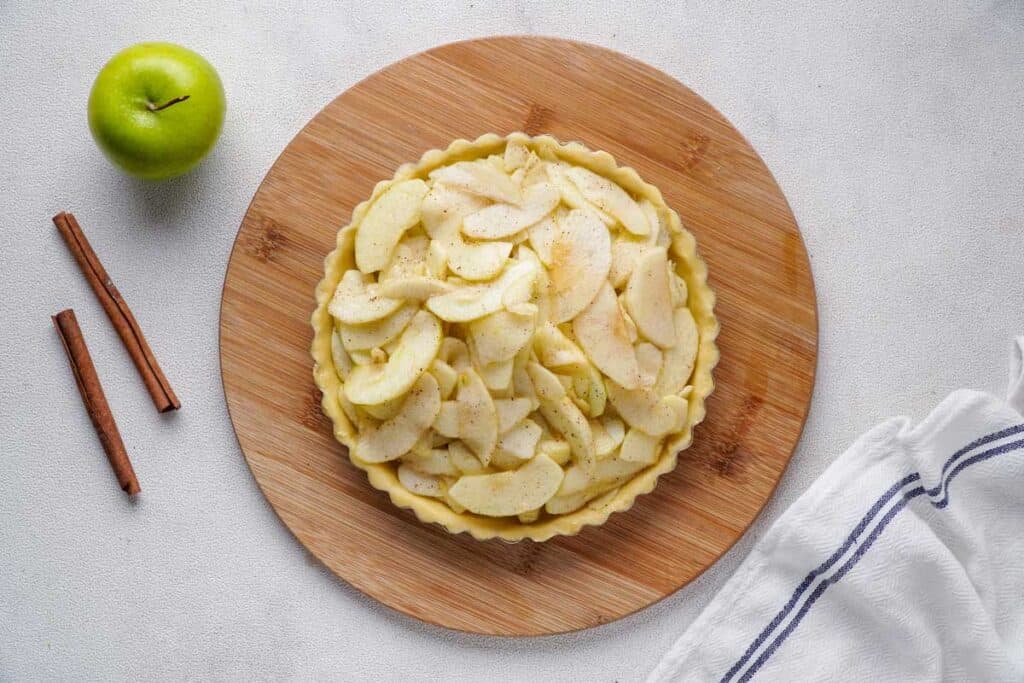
[52,212,180,412]
[52,309,140,496]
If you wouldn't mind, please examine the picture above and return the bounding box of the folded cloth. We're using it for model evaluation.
[649,338,1024,683]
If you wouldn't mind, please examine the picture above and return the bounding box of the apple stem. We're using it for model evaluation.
[147,95,190,112]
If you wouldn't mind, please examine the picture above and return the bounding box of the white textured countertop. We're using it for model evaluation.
[2,2,1022,680]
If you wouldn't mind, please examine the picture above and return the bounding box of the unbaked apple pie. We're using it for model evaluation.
[311,133,718,541]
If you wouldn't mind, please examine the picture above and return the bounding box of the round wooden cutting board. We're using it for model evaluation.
[220,37,817,636]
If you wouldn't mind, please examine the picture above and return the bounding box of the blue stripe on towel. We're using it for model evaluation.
[723,424,1024,682]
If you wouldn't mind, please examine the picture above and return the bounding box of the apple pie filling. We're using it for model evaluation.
[314,134,709,528]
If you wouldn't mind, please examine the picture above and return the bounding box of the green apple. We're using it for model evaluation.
[88,42,226,180]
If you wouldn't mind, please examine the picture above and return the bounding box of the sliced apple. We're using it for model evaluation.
[446,236,513,281]
[526,361,567,402]
[456,369,498,464]
[354,179,429,273]
[330,328,352,381]
[512,351,540,410]
[495,419,542,461]
[479,359,513,392]
[538,439,571,466]
[468,305,537,365]
[494,398,533,433]
[635,342,663,388]
[380,235,429,281]
[544,457,646,515]
[606,380,688,437]
[623,247,676,348]
[329,270,403,325]
[397,464,445,497]
[538,392,595,471]
[429,160,521,204]
[533,324,588,371]
[591,415,626,458]
[503,139,530,171]
[352,373,440,463]
[343,311,442,405]
[448,440,488,474]
[433,401,460,438]
[572,282,641,389]
[564,165,649,236]
[428,359,458,400]
[426,257,538,322]
[670,272,688,307]
[547,209,612,323]
[571,363,607,417]
[420,183,487,240]
[375,276,452,301]
[425,240,448,279]
[526,214,559,265]
[462,182,560,239]
[448,453,563,517]
[361,395,404,421]
[546,163,616,226]
[619,428,663,464]
[656,308,700,395]
[335,386,360,426]
[338,304,416,351]
[404,446,458,476]
[439,337,471,372]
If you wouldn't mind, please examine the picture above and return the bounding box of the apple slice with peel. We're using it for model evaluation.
[564,165,649,236]
[462,182,560,239]
[606,380,688,437]
[503,139,530,171]
[468,305,537,366]
[429,160,521,204]
[494,398,533,433]
[656,308,700,395]
[455,369,498,465]
[421,183,488,240]
[352,373,440,463]
[360,395,404,421]
[618,428,663,464]
[572,282,641,389]
[338,304,416,351]
[354,179,429,273]
[343,311,442,405]
[544,457,646,515]
[397,464,445,497]
[448,453,564,517]
[329,270,403,325]
[623,247,676,348]
[427,257,538,322]
[547,209,612,323]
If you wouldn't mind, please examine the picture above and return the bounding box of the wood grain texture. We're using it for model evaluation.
[220,37,817,636]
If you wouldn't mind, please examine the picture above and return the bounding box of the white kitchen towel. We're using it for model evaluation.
[649,338,1024,683]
